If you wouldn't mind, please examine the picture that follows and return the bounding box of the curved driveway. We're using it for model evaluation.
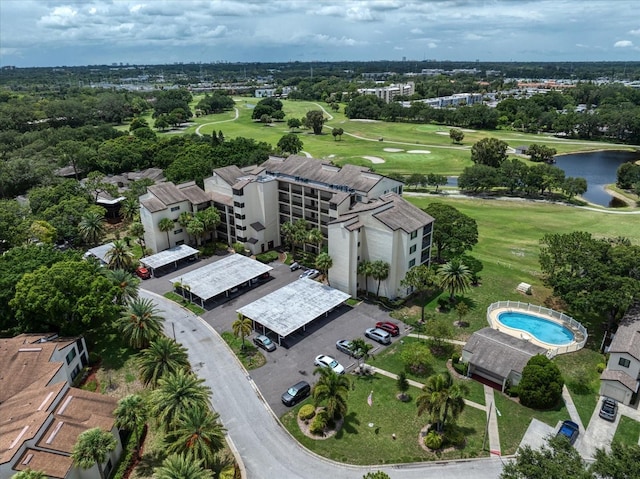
[140,289,505,479]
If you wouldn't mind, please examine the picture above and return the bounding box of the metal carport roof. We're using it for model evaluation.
[84,242,115,264]
[168,254,272,303]
[237,278,350,338]
[140,244,199,269]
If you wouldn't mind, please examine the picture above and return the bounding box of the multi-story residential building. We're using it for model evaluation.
[140,181,212,253]
[0,334,122,479]
[401,92,484,109]
[357,82,415,103]
[600,302,640,405]
[142,155,433,298]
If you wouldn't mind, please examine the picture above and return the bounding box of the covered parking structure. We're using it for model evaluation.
[168,253,273,307]
[140,244,199,276]
[236,278,350,346]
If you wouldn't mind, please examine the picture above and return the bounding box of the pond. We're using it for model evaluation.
[554,150,639,207]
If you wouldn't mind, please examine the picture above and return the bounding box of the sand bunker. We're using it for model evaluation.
[383,148,404,152]
[407,150,431,154]
[363,156,385,164]
[351,119,380,123]
[435,131,449,136]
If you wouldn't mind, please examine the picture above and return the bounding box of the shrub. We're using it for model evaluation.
[81,378,98,392]
[437,297,450,311]
[451,352,460,364]
[424,430,443,450]
[400,342,434,377]
[443,425,466,447]
[298,404,316,421]
[518,354,564,409]
[88,351,101,366]
[232,242,245,254]
[597,363,606,373]
[309,410,329,435]
[256,251,279,264]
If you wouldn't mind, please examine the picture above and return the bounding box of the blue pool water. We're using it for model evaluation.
[497,311,574,345]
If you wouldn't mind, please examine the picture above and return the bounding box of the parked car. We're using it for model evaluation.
[300,269,320,279]
[365,327,391,345]
[135,266,151,279]
[557,420,580,445]
[253,334,276,352]
[281,380,311,406]
[336,339,363,358]
[314,354,345,374]
[289,262,301,271]
[599,397,618,421]
[375,321,400,336]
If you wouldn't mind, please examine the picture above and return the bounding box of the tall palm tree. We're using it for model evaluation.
[113,394,148,447]
[117,297,164,349]
[120,196,139,223]
[187,217,205,246]
[106,239,134,270]
[104,268,139,305]
[350,337,374,372]
[312,367,351,421]
[78,210,105,246]
[151,369,211,432]
[165,407,226,468]
[154,454,213,479]
[198,207,220,243]
[71,427,117,479]
[178,211,193,243]
[437,259,471,301]
[137,336,190,388]
[358,260,372,296]
[307,228,324,253]
[370,260,390,297]
[416,372,468,433]
[232,313,252,350]
[130,221,146,253]
[280,221,296,255]
[158,217,174,250]
[315,252,333,285]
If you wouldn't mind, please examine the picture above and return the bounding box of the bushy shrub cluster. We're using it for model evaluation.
[518,355,564,409]
[298,404,316,421]
[309,410,329,435]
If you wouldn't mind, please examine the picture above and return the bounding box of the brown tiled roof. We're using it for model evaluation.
[148,182,188,206]
[213,165,247,186]
[463,327,546,378]
[178,182,210,205]
[14,449,72,478]
[54,387,118,423]
[372,193,434,233]
[210,191,233,207]
[140,196,168,213]
[261,155,387,193]
[600,369,640,393]
[608,302,640,361]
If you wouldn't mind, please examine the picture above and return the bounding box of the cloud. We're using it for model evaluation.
[614,40,633,48]
[629,28,640,35]
[410,28,423,34]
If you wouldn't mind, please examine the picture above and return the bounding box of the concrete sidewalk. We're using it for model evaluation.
[484,386,502,457]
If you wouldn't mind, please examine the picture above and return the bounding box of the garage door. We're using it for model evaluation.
[473,366,505,386]
[600,381,630,404]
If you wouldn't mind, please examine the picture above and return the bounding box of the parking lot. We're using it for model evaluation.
[141,253,405,418]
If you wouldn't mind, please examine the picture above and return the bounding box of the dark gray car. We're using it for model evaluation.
[281,380,311,406]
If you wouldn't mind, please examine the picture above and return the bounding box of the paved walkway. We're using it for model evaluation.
[562,385,585,431]
[407,333,467,346]
[484,386,502,457]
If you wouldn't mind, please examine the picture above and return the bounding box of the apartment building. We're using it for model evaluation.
[0,334,122,479]
[357,82,415,103]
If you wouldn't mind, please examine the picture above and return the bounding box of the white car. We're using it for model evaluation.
[299,269,320,279]
[314,354,345,374]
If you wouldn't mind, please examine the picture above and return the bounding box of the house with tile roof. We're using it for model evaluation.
[600,302,640,405]
[0,334,122,479]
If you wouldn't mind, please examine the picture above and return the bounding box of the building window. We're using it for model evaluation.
[618,357,631,368]
[175,240,184,245]
[234,213,246,220]
[234,201,245,208]
[65,348,77,365]
[409,245,417,254]
[174,229,183,234]
[410,230,418,240]
[170,206,180,212]
[409,259,416,268]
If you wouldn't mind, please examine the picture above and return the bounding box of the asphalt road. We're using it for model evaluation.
[140,289,505,479]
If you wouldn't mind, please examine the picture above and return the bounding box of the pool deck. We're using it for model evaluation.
[488,306,585,353]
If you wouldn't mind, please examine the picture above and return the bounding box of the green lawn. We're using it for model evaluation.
[163,291,205,315]
[613,415,640,446]
[281,373,489,464]
[220,331,266,370]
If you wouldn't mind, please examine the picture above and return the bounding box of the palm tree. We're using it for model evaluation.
[12,470,46,479]
[165,407,226,468]
[106,239,134,270]
[151,369,211,432]
[280,221,296,255]
[117,297,164,349]
[358,260,372,296]
[232,313,253,350]
[113,394,148,448]
[416,372,468,433]
[79,210,105,246]
[137,336,190,388]
[104,268,139,305]
[307,228,324,253]
[120,196,139,223]
[71,427,117,479]
[397,371,410,401]
[178,211,194,243]
[350,337,373,373]
[154,454,213,479]
[187,217,205,246]
[130,221,146,253]
[198,207,220,243]
[158,217,174,250]
[312,367,351,421]
[437,259,472,301]
[315,252,333,285]
[370,260,390,297]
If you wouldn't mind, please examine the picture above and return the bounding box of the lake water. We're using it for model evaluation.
[446,150,638,207]
[554,150,639,207]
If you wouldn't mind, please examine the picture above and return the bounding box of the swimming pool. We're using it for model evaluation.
[497,311,574,345]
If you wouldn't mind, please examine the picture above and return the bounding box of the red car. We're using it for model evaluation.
[135,266,151,279]
[376,321,400,336]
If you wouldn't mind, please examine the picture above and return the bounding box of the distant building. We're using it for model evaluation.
[357,82,415,103]
[0,334,122,479]
[401,92,484,109]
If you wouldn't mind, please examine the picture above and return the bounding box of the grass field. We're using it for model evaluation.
[613,416,640,446]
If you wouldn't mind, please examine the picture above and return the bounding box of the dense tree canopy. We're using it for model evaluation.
[424,203,478,262]
[471,137,509,168]
[518,355,564,409]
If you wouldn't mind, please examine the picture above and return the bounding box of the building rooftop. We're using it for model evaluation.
[14,449,72,479]
[178,182,211,205]
[140,244,199,270]
[147,182,188,206]
[608,302,640,361]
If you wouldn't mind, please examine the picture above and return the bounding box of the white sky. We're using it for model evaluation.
[1,0,639,67]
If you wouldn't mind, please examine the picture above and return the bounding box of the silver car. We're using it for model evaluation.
[365,327,391,345]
